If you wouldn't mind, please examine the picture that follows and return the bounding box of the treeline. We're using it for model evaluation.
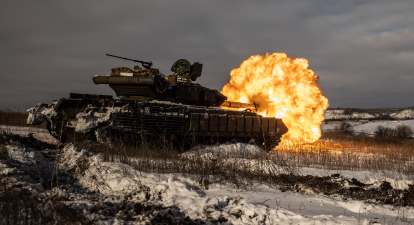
[332,121,413,140]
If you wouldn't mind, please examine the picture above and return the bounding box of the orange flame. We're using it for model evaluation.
[221,53,329,143]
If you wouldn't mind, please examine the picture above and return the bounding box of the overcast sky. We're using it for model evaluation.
[1,1,413,109]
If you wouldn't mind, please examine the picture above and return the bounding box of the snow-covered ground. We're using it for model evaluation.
[2,127,414,224]
[324,110,376,120]
[321,120,414,137]
[324,108,414,120]
[0,125,59,144]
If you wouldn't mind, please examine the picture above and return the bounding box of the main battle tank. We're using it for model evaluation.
[27,54,288,150]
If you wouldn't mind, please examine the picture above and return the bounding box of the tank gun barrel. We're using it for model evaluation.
[106,54,153,69]
[221,101,256,110]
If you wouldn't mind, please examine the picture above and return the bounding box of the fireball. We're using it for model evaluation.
[221,53,329,143]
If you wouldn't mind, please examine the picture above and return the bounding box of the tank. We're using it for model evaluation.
[27,54,288,151]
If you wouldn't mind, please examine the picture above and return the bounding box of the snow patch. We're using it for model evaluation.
[75,107,121,134]
[27,103,57,125]
[353,120,414,137]
[184,142,264,158]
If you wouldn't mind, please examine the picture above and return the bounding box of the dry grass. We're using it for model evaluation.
[2,107,414,222]
[0,179,88,225]
[270,132,414,178]
[1,107,413,185]
[0,108,46,129]
[76,131,294,190]
[59,120,414,185]
[0,131,87,225]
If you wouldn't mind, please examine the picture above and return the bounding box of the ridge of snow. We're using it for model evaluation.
[391,108,414,119]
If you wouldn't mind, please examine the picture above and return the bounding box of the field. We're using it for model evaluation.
[1,108,414,224]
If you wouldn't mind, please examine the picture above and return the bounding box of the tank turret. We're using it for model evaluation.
[93,54,228,107]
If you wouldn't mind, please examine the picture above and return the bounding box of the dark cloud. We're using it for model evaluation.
[1,0,413,109]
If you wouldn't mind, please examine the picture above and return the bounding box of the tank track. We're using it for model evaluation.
[50,93,288,150]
